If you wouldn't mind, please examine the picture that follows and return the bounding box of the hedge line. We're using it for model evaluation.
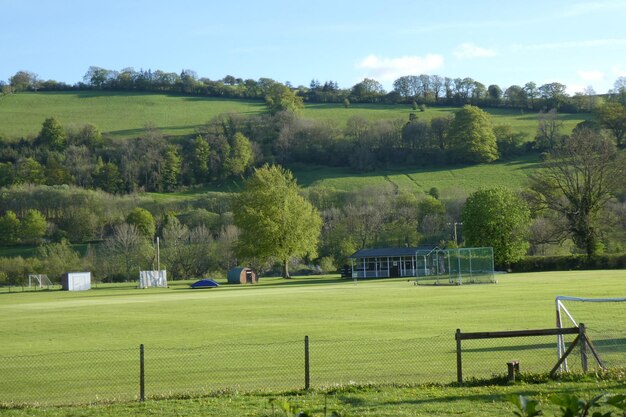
[510,254,626,272]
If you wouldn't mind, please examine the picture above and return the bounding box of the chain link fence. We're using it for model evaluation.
[0,331,614,406]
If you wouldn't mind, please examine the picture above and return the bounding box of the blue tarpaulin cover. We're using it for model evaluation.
[190,279,220,289]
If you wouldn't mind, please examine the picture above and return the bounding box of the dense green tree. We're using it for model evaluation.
[20,209,47,244]
[9,70,38,91]
[0,162,15,187]
[595,101,626,148]
[232,164,322,278]
[538,82,568,109]
[504,85,527,108]
[191,135,210,182]
[224,132,253,177]
[37,117,67,150]
[37,240,83,281]
[15,157,45,184]
[83,66,115,88]
[529,128,624,255]
[71,124,104,148]
[161,146,182,191]
[93,160,123,193]
[448,105,498,163]
[524,82,538,108]
[351,78,385,102]
[265,84,304,114]
[126,207,156,239]
[0,211,21,245]
[462,187,531,266]
[494,125,526,158]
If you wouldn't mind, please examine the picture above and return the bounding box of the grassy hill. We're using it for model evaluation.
[0,91,590,140]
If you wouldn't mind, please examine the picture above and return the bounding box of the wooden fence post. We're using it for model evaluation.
[579,323,588,372]
[140,344,145,402]
[456,329,463,385]
[304,336,310,390]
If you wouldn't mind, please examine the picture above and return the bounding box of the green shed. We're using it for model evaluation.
[227,267,258,284]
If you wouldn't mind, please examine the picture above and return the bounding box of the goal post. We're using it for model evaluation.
[28,274,53,289]
[555,295,626,371]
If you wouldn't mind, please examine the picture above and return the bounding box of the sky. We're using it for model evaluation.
[2,0,626,95]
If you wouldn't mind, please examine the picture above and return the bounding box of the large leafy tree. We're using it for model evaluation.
[37,117,67,151]
[126,207,156,239]
[448,105,498,163]
[595,101,626,148]
[232,164,322,279]
[462,187,531,266]
[224,132,253,177]
[20,209,47,244]
[529,128,624,255]
[0,211,21,245]
[265,84,304,115]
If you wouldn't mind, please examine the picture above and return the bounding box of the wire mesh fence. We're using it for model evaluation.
[0,331,619,406]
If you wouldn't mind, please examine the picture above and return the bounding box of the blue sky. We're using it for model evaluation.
[2,0,626,95]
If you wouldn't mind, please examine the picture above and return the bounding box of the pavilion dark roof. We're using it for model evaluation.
[349,245,438,259]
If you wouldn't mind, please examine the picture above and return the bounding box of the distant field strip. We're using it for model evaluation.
[0,92,589,140]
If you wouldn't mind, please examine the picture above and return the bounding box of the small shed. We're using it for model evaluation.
[62,272,91,291]
[227,267,258,284]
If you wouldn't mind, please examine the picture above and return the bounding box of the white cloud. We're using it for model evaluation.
[577,70,604,82]
[453,43,496,59]
[356,54,444,81]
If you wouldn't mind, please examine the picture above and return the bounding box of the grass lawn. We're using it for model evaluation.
[1,381,624,416]
[144,155,541,203]
[0,271,624,407]
[0,92,265,140]
[0,92,590,141]
[290,155,539,194]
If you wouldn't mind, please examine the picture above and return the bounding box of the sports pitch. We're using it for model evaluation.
[0,270,624,404]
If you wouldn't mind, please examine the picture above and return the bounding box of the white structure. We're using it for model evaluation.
[138,270,167,288]
[556,295,626,371]
[29,274,53,289]
[62,272,91,291]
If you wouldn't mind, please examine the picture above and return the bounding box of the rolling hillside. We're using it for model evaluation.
[0,91,590,141]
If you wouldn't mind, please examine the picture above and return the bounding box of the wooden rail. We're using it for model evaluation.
[455,326,580,384]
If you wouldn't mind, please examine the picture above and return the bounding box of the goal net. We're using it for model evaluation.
[556,296,626,371]
[138,270,167,288]
[415,247,495,285]
[28,274,53,289]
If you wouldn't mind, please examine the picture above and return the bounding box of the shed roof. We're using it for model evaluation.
[349,245,438,259]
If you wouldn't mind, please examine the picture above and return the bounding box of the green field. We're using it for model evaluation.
[0,91,589,140]
[0,92,265,140]
[291,156,540,193]
[1,270,624,409]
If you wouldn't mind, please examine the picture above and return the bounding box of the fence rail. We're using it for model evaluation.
[0,331,620,406]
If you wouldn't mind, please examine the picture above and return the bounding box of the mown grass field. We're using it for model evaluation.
[0,91,589,140]
[1,270,624,412]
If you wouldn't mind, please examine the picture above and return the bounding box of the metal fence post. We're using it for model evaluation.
[579,323,588,372]
[304,336,310,390]
[140,344,145,402]
[455,329,463,385]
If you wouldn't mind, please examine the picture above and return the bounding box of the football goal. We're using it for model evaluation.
[28,274,53,289]
[138,270,167,288]
[415,247,495,285]
[556,295,626,371]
